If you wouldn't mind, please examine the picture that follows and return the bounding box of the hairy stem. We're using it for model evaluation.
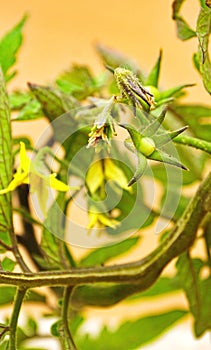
[9,287,27,350]
[61,286,77,350]
[174,135,211,154]
[0,172,210,293]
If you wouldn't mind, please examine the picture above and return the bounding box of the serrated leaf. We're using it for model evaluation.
[56,64,100,99]
[77,309,187,350]
[196,6,211,93]
[145,50,162,87]
[9,91,31,109]
[0,16,27,81]
[28,83,78,122]
[79,237,139,266]
[176,253,211,337]
[14,99,43,121]
[0,70,12,247]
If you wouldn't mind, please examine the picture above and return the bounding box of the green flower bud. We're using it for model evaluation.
[114,67,155,112]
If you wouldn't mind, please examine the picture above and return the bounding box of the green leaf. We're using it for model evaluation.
[170,104,211,141]
[176,253,211,337]
[0,286,46,306]
[14,99,43,121]
[172,0,186,17]
[40,194,69,270]
[174,16,196,41]
[56,64,100,99]
[127,276,181,300]
[95,43,142,76]
[79,237,140,266]
[9,91,31,109]
[0,70,12,247]
[172,1,196,41]
[146,50,162,87]
[196,6,211,93]
[0,16,27,81]
[2,257,16,271]
[77,310,187,350]
[28,83,78,122]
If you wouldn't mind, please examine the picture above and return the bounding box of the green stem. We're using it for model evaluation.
[9,287,27,350]
[174,135,211,154]
[0,172,210,293]
[61,286,77,350]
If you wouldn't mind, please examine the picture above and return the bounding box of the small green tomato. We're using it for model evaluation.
[139,137,156,156]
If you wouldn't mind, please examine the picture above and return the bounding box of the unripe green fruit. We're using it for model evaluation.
[139,137,156,156]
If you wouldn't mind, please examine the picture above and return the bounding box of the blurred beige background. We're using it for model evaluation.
[0,0,209,105]
[0,1,210,349]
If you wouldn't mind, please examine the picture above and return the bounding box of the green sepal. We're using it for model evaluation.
[148,149,188,170]
[142,105,167,136]
[146,50,162,87]
[119,123,143,150]
[128,153,147,186]
[153,125,188,147]
[159,83,195,100]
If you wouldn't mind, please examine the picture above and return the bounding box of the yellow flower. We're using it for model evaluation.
[0,142,75,195]
[87,207,120,229]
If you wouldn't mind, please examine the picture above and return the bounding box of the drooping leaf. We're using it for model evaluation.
[146,50,162,87]
[79,237,140,266]
[0,69,12,248]
[95,43,142,76]
[77,310,187,350]
[196,6,211,93]
[172,0,196,41]
[176,253,211,337]
[0,16,27,81]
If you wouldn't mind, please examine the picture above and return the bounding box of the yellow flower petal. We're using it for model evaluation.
[87,212,98,229]
[19,141,31,172]
[104,159,132,192]
[0,171,28,194]
[86,160,104,194]
[48,174,70,191]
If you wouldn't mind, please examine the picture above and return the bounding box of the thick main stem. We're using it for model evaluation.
[0,172,210,292]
